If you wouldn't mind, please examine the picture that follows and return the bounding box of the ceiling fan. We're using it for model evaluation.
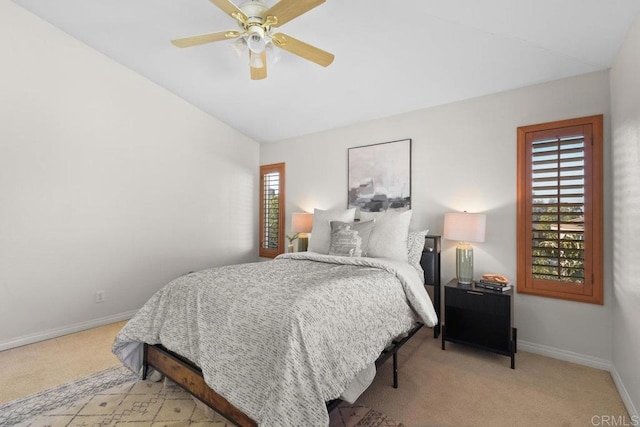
[171,0,334,80]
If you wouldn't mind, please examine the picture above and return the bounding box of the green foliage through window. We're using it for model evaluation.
[530,136,585,283]
[264,184,280,249]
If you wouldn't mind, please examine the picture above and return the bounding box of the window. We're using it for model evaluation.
[259,163,285,258]
[517,115,603,304]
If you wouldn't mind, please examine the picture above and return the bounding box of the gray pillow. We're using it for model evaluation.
[328,220,375,257]
[308,208,356,254]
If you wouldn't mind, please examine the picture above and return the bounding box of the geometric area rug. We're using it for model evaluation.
[1,366,404,427]
[0,365,138,426]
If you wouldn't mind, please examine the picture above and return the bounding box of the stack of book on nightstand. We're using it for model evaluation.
[475,278,512,292]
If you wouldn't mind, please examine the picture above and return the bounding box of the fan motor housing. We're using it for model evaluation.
[241,1,268,22]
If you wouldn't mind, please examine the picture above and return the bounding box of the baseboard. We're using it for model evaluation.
[0,310,138,351]
[610,365,639,420]
[518,340,612,371]
[518,340,640,418]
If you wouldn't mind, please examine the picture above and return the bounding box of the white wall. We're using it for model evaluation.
[0,2,259,349]
[261,71,613,363]
[610,14,640,417]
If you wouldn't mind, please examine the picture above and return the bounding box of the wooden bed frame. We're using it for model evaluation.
[142,236,442,427]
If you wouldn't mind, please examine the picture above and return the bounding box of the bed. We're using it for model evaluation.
[113,210,440,427]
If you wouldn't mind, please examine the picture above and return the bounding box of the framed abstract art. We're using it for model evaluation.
[348,139,411,212]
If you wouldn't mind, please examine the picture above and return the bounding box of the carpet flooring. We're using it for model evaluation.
[0,322,127,404]
[0,324,632,426]
[1,367,403,427]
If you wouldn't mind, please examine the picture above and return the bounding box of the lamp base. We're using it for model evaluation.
[298,236,309,252]
[456,242,474,284]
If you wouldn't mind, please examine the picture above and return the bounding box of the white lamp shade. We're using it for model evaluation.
[443,212,486,243]
[292,213,313,233]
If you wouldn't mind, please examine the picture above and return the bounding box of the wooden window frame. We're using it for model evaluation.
[259,163,285,258]
[517,115,603,304]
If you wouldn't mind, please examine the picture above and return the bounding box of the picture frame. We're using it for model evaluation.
[348,138,411,213]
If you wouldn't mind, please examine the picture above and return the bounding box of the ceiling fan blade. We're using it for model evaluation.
[266,0,325,28]
[250,51,267,80]
[171,31,241,48]
[209,0,248,23]
[272,33,334,67]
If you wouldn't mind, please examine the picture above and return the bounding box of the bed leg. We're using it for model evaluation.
[393,351,398,389]
[142,343,148,380]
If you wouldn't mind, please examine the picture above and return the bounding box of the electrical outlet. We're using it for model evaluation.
[95,291,105,303]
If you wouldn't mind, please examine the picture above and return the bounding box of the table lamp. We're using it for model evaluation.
[443,212,486,284]
[292,212,313,252]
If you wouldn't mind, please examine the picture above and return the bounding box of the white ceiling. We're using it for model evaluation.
[12,0,640,143]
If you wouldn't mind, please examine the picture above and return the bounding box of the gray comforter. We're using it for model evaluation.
[112,252,437,426]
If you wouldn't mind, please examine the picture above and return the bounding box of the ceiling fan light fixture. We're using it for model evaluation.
[266,42,282,65]
[249,51,265,68]
[232,37,247,56]
[246,25,266,53]
[248,34,266,53]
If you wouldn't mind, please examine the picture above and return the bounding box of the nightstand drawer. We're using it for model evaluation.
[446,287,510,314]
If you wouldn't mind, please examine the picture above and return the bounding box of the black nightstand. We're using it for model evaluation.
[442,279,517,369]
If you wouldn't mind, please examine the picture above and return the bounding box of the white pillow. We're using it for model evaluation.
[359,209,413,262]
[408,230,430,279]
[308,208,356,254]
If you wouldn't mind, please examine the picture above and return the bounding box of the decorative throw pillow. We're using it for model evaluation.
[359,209,413,262]
[308,208,356,254]
[328,220,375,257]
[408,230,430,279]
